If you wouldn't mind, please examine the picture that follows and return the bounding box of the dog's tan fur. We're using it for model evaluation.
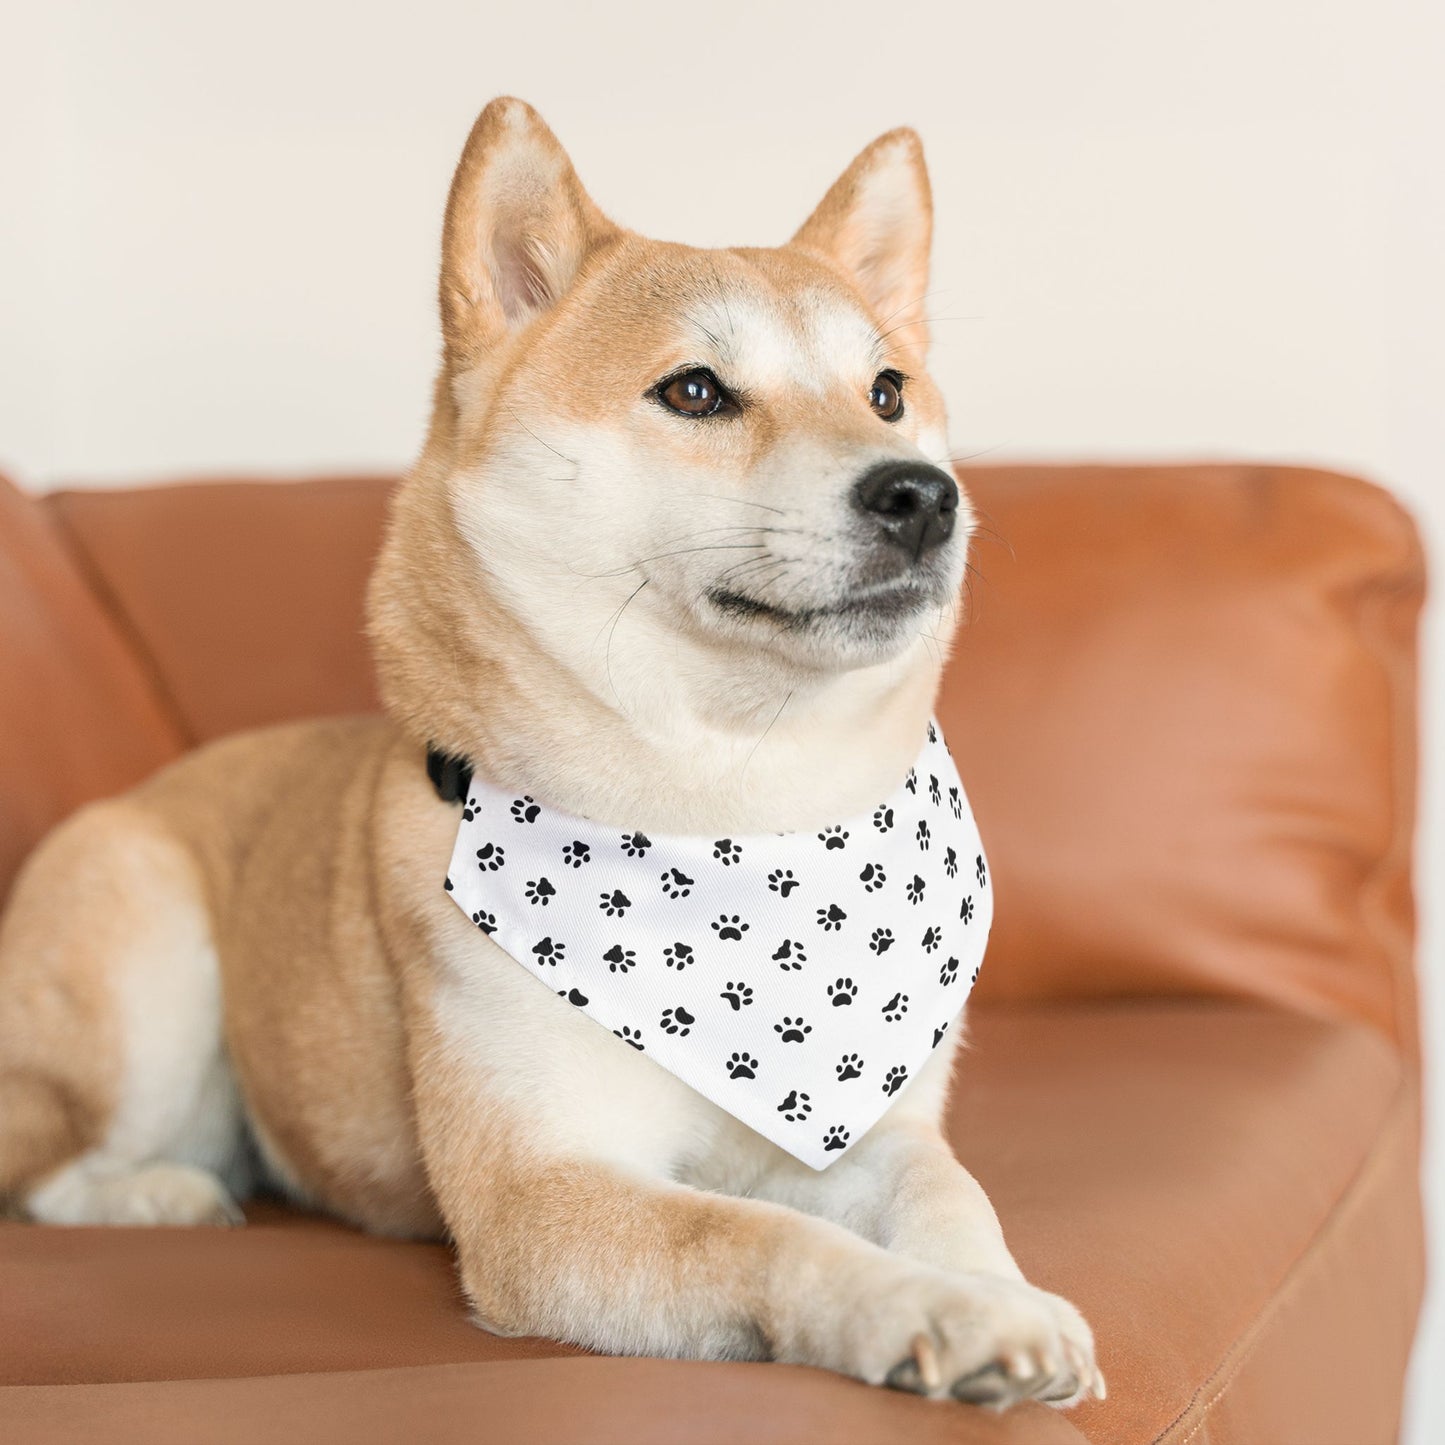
[0,99,1101,1405]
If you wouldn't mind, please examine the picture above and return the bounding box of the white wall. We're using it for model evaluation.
[1,1,1440,1433]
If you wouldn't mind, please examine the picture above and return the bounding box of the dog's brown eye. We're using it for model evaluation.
[869,371,904,421]
[659,369,724,417]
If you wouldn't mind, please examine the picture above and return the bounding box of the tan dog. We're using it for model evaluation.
[0,98,1102,1408]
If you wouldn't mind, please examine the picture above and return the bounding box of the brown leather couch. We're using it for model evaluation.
[0,462,1426,1444]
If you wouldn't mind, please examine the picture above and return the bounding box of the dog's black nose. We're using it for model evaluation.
[852,461,959,559]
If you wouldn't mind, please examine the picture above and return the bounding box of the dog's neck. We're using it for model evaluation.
[371,466,948,836]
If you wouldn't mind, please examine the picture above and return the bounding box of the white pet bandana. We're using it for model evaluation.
[443,719,992,1169]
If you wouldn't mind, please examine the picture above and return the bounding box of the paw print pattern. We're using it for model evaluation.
[524,878,555,906]
[944,846,958,878]
[836,1053,863,1081]
[661,1006,696,1036]
[823,1125,850,1151]
[960,895,975,924]
[561,840,590,868]
[773,939,806,969]
[828,978,857,1006]
[614,1025,644,1050]
[727,1051,758,1079]
[948,786,962,819]
[904,768,917,794]
[869,926,895,954]
[939,955,959,985]
[603,944,635,973]
[905,874,926,905]
[510,796,541,823]
[531,937,564,964]
[621,832,652,857]
[777,1089,812,1121]
[475,842,505,871]
[470,909,496,934]
[712,838,742,866]
[873,805,895,832]
[928,775,941,805]
[882,1065,908,1096]
[858,862,886,892]
[882,992,909,1022]
[661,868,694,898]
[599,888,631,916]
[663,941,694,969]
[712,914,749,941]
[720,982,754,1010]
[774,1016,812,1043]
[818,826,848,850]
[768,869,799,897]
[976,854,988,886]
[816,903,846,931]
[916,820,931,851]
[559,987,588,1006]
[921,925,940,953]
[933,1022,950,1047]
[927,720,938,743]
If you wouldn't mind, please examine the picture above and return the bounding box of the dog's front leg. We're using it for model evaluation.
[753,1047,1105,1405]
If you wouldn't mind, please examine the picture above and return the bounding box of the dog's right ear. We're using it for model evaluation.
[439,98,617,366]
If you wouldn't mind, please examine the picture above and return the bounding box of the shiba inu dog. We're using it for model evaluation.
[0,98,1102,1408]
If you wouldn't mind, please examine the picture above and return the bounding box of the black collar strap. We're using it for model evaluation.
[426,746,473,804]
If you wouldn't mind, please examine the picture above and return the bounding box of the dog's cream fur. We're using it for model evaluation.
[0,99,1102,1407]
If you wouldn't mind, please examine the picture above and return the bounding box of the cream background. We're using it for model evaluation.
[0,2,1440,1435]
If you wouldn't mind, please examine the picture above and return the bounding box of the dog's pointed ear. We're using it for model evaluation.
[440,98,618,365]
[790,128,933,351]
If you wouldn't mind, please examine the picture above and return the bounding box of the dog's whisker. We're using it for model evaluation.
[501,402,580,469]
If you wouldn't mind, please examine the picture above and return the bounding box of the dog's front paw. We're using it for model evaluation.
[836,1267,1104,1409]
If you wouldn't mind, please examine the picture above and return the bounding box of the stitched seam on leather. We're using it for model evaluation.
[1149,1079,1411,1445]
[45,497,199,750]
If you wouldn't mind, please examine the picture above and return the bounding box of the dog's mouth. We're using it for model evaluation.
[705,579,936,630]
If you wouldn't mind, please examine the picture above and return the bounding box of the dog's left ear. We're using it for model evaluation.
[790,129,933,352]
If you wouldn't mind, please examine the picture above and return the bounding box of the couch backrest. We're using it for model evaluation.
[4,464,1422,1057]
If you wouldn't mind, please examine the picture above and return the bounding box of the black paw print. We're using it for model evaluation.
[904,768,917,794]
[613,1025,644,1050]
[777,1089,812,1122]
[933,1022,950,1047]
[905,874,926,905]
[948,786,962,819]
[773,939,806,969]
[835,1053,863,1081]
[444,876,454,892]
[559,987,588,1006]
[815,903,846,931]
[828,978,857,1006]
[720,981,755,1011]
[976,854,988,886]
[524,878,556,906]
[727,1051,757,1079]
[869,926,895,954]
[510,796,541,823]
[603,944,636,973]
[882,1064,909,1096]
[712,914,749,941]
[882,992,909,1021]
[768,868,799,897]
[599,888,631,917]
[921,925,940,954]
[939,955,959,986]
[944,846,958,878]
[774,1016,812,1043]
[561,840,590,868]
[460,802,476,823]
[916,820,931,851]
[960,895,975,924]
[621,831,652,857]
[927,720,938,742]
[471,909,496,934]
[823,1125,850,1152]
[531,937,565,964]
[712,838,743,866]
[663,941,694,969]
[661,1006,696,1036]
[928,774,941,805]
[818,825,849,850]
[661,867,694,898]
[475,841,505,871]
[858,862,886,892]
[873,805,895,832]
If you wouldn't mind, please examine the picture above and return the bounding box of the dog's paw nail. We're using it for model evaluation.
[1091,1366,1108,1401]
[910,1331,942,1392]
